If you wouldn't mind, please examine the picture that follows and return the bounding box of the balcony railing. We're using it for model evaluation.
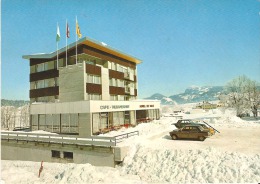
[125,87,130,94]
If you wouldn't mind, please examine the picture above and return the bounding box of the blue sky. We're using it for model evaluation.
[1,0,260,100]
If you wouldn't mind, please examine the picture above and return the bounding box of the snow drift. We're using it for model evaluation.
[1,107,260,183]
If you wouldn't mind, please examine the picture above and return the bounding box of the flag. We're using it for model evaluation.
[66,22,70,38]
[76,20,82,38]
[56,24,60,42]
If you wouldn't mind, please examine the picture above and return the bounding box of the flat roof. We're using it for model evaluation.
[22,37,142,64]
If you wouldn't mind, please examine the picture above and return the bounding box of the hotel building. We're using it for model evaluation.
[23,37,160,137]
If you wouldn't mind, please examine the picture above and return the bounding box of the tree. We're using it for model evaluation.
[1,106,16,130]
[1,105,30,130]
[19,105,30,127]
[224,75,260,117]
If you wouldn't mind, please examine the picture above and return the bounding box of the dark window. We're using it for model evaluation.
[183,127,190,131]
[64,151,73,159]
[52,150,60,158]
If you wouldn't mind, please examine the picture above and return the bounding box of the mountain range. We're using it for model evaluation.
[1,99,30,107]
[145,86,224,104]
[1,86,224,107]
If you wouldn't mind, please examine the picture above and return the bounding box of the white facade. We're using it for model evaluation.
[30,100,160,137]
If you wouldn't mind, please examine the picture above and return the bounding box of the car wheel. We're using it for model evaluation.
[198,136,205,141]
[172,135,178,140]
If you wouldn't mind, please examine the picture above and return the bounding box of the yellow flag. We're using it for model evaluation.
[76,20,82,38]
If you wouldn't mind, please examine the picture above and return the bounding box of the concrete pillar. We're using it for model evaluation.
[78,113,92,138]
[101,67,110,100]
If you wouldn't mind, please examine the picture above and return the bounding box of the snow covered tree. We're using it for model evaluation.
[224,75,260,117]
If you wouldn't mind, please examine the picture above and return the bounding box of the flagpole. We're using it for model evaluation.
[57,41,59,69]
[66,19,68,67]
[76,16,78,65]
[56,23,59,69]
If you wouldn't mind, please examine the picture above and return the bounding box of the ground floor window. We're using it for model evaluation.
[30,113,79,134]
[92,111,133,135]
[136,109,160,123]
[63,151,73,159]
[51,150,60,158]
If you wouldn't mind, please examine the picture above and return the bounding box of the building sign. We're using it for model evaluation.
[139,104,154,108]
[100,105,130,110]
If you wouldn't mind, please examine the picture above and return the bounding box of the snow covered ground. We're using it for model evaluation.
[1,107,260,183]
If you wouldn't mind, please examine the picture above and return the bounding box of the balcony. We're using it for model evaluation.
[124,72,134,81]
[125,87,135,95]
[125,87,130,94]
[30,86,59,98]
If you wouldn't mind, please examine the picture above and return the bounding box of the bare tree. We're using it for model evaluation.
[224,75,260,117]
[1,106,16,130]
[19,105,30,127]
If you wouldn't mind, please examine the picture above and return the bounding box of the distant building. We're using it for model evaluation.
[195,101,217,110]
[23,37,160,137]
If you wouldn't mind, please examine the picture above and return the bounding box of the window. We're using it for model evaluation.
[36,63,45,72]
[118,95,124,101]
[36,80,44,89]
[55,78,59,86]
[117,65,125,73]
[52,150,60,158]
[58,58,65,67]
[118,80,124,88]
[30,65,36,73]
[113,112,124,126]
[124,96,130,101]
[37,96,48,102]
[30,82,36,90]
[111,62,116,70]
[110,95,118,101]
[87,93,101,100]
[86,60,95,65]
[87,74,101,84]
[128,68,134,74]
[45,61,54,70]
[109,78,116,86]
[64,152,73,159]
[45,78,55,88]
[183,127,190,131]
[110,78,124,87]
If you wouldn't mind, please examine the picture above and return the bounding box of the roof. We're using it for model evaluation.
[22,36,142,64]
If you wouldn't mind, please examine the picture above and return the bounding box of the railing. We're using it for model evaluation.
[125,87,130,93]
[114,131,139,144]
[124,72,130,79]
[1,132,116,147]
[1,130,139,147]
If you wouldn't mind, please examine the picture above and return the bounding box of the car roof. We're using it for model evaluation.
[183,124,203,127]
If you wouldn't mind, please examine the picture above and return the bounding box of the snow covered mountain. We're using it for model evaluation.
[146,86,224,104]
[144,93,178,105]
[1,99,29,107]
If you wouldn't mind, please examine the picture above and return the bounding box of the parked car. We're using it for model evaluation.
[173,119,215,135]
[169,125,211,141]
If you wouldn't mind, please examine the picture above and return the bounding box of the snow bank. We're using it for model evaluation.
[121,145,260,183]
[1,106,260,183]
[2,147,259,183]
[1,161,142,184]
